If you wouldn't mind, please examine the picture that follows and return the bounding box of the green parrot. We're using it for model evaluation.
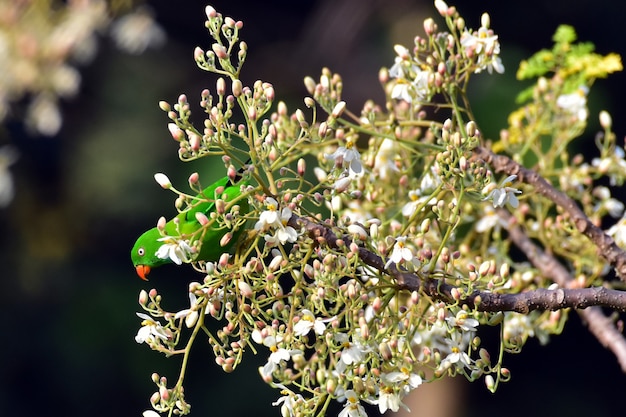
[131,169,249,280]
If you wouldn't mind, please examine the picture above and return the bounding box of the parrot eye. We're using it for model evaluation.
[138,247,145,256]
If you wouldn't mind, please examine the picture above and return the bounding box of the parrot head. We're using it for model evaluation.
[131,228,170,280]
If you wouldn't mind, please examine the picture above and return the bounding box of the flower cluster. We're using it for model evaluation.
[0,1,165,136]
[133,2,625,417]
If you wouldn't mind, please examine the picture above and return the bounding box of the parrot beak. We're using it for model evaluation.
[136,265,151,281]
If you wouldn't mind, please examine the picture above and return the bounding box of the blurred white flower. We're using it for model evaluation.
[0,146,18,207]
[556,86,588,122]
[110,7,166,54]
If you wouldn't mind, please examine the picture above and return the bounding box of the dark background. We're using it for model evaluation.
[2,1,625,416]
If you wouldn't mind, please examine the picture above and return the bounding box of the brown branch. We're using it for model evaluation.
[579,308,626,372]
[288,210,626,370]
[287,214,626,313]
[471,145,626,281]
[502,209,626,372]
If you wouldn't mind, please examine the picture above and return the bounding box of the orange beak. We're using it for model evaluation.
[136,265,151,281]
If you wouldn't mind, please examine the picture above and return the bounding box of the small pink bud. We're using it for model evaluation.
[216,77,226,95]
[434,0,449,15]
[219,253,230,267]
[599,110,612,129]
[331,101,346,118]
[238,281,253,298]
[224,17,235,28]
[277,101,288,116]
[227,165,237,182]
[248,106,257,121]
[189,134,201,151]
[378,67,389,84]
[212,43,228,59]
[264,85,275,101]
[393,44,410,59]
[150,392,160,405]
[157,216,166,231]
[485,375,495,392]
[188,172,199,185]
[154,173,171,189]
[159,386,169,401]
[195,212,209,226]
[158,101,170,112]
[232,79,242,96]
[297,158,306,176]
[220,232,232,247]
[139,290,148,305]
[194,47,204,62]
[423,18,436,35]
[168,123,184,141]
[205,5,217,18]
[318,121,328,138]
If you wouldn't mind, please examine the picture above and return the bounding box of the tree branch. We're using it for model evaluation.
[471,145,626,281]
[287,214,626,313]
[501,208,626,371]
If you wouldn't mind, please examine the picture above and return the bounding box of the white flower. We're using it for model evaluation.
[110,7,166,54]
[155,236,193,265]
[142,411,161,417]
[390,69,431,103]
[255,199,298,245]
[174,292,204,328]
[484,174,522,208]
[391,80,413,103]
[338,390,368,417]
[135,312,169,344]
[439,334,472,370]
[388,54,419,80]
[382,369,423,393]
[446,311,480,332]
[264,223,298,245]
[461,26,505,74]
[258,335,303,381]
[325,139,363,176]
[608,215,626,247]
[373,138,401,180]
[475,205,508,233]
[556,86,588,122]
[385,236,415,268]
[375,388,403,414]
[402,189,436,217]
[293,309,335,336]
[335,333,369,365]
[502,312,534,342]
[272,387,304,417]
[412,69,431,100]
[255,197,282,230]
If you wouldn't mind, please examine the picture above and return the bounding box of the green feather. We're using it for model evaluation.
[131,172,249,279]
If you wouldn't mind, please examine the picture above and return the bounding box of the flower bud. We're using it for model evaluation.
[205,5,217,18]
[212,43,228,59]
[194,47,204,62]
[485,375,496,392]
[154,173,171,189]
[423,18,436,35]
[195,212,209,226]
[599,110,612,129]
